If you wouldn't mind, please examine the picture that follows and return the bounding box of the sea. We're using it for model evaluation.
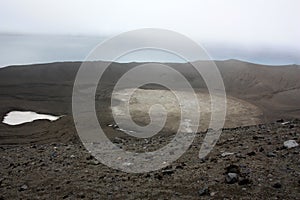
[0,34,299,68]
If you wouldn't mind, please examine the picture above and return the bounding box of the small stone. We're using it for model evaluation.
[284,140,299,149]
[70,155,76,158]
[88,160,99,165]
[86,155,93,160]
[225,165,240,174]
[77,192,85,198]
[154,173,163,180]
[210,192,216,197]
[272,182,282,188]
[0,177,4,185]
[225,173,238,184]
[51,152,58,158]
[267,152,277,157]
[113,137,124,144]
[236,153,246,159]
[198,186,209,196]
[281,121,290,125]
[162,169,174,176]
[175,162,186,169]
[19,184,28,191]
[221,152,235,157]
[112,124,119,129]
[258,147,264,152]
[65,146,71,150]
[238,178,251,185]
[122,162,133,167]
[247,151,256,156]
[253,136,264,140]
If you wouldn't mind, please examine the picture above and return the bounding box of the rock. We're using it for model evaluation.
[253,136,265,140]
[112,124,119,129]
[247,151,256,156]
[198,186,209,196]
[210,191,216,197]
[122,162,133,167]
[238,178,251,185]
[267,152,277,157]
[70,155,76,158]
[0,177,4,185]
[236,153,246,159]
[162,169,174,176]
[221,152,235,157]
[113,137,124,144]
[225,165,240,174]
[88,160,100,165]
[272,182,282,188]
[284,140,299,149]
[258,147,264,152]
[77,192,85,198]
[86,155,94,160]
[225,173,238,184]
[65,146,71,150]
[175,162,186,169]
[154,173,163,180]
[51,152,58,158]
[199,157,208,163]
[19,184,28,191]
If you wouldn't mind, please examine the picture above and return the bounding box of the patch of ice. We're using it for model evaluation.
[2,111,61,125]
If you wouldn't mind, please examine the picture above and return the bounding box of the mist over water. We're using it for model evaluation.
[0,34,299,68]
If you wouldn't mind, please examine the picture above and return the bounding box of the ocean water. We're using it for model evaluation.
[0,34,299,68]
[0,34,105,67]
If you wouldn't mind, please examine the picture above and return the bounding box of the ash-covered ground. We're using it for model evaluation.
[0,120,299,199]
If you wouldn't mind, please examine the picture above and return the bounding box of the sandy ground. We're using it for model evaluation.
[112,88,262,133]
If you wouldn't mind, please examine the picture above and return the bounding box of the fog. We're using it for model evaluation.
[0,0,299,66]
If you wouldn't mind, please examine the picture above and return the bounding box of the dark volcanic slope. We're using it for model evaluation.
[0,120,299,199]
[0,60,299,144]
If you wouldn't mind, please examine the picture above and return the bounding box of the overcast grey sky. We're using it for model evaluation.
[1,0,299,48]
[0,0,299,66]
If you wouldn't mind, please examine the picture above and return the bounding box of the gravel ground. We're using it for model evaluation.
[0,119,299,199]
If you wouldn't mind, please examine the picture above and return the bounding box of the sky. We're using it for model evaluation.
[0,0,299,65]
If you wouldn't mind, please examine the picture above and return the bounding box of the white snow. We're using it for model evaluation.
[2,111,61,125]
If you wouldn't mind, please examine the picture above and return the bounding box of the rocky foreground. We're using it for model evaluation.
[0,119,299,199]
